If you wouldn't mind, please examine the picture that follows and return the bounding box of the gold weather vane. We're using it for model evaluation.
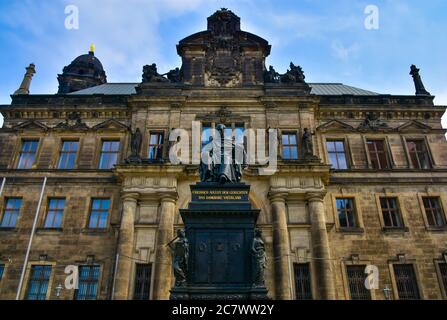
[90,43,95,53]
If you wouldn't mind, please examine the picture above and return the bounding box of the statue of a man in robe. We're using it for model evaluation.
[252,229,267,287]
[130,128,142,158]
[200,124,246,183]
[168,229,189,287]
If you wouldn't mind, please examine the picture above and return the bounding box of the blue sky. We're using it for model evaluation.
[1,0,447,127]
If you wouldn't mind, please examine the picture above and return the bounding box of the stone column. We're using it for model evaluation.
[269,193,292,300]
[114,193,138,300]
[152,195,177,300]
[14,64,36,95]
[307,192,336,300]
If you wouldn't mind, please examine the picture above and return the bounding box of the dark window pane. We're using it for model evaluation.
[44,199,65,228]
[336,198,357,228]
[99,140,120,169]
[75,265,100,300]
[201,126,212,149]
[133,264,152,300]
[26,265,52,300]
[88,199,110,229]
[439,263,447,295]
[394,264,420,300]
[380,198,403,228]
[17,140,39,169]
[1,198,22,228]
[58,141,79,169]
[422,197,446,227]
[407,140,431,169]
[0,264,4,281]
[148,133,164,160]
[346,265,371,300]
[327,140,348,170]
[294,263,312,300]
[337,154,348,169]
[282,134,298,160]
[326,141,336,152]
[367,140,389,169]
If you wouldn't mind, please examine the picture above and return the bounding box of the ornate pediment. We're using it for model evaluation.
[12,120,49,131]
[195,106,249,124]
[92,119,129,131]
[316,120,354,132]
[177,9,270,87]
[54,112,89,130]
[395,120,432,133]
[357,112,390,132]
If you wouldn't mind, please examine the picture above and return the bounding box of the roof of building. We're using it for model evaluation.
[68,82,380,96]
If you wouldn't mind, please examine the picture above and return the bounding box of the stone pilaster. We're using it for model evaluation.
[114,193,139,300]
[269,192,292,300]
[152,194,178,300]
[307,192,336,300]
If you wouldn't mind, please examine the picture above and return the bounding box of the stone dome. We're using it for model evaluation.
[57,47,107,94]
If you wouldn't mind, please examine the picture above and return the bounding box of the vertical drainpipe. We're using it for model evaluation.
[16,176,47,300]
[0,177,5,196]
[111,253,120,300]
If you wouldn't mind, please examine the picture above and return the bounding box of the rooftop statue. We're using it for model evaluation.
[200,124,246,184]
[164,67,183,83]
[410,64,430,96]
[264,65,280,83]
[142,63,169,83]
[280,62,306,84]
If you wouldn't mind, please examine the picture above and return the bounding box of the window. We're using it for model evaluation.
[201,125,212,150]
[327,140,348,169]
[406,140,431,169]
[88,198,110,229]
[439,263,447,296]
[74,265,100,300]
[133,263,152,300]
[380,197,403,228]
[1,198,22,228]
[282,133,298,160]
[346,265,371,300]
[17,140,39,169]
[148,133,164,160]
[336,198,358,228]
[422,197,446,227]
[393,264,420,300]
[231,124,245,146]
[294,263,312,300]
[367,140,389,169]
[99,141,120,169]
[0,264,4,281]
[58,141,79,169]
[44,198,65,229]
[25,265,52,300]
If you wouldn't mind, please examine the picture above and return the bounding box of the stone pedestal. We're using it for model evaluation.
[170,183,268,300]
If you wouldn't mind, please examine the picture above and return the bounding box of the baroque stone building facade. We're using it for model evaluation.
[0,9,447,300]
